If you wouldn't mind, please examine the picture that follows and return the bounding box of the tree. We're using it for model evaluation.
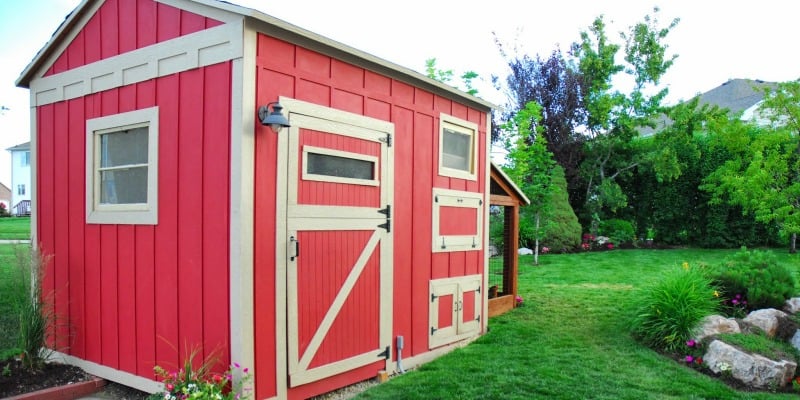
[424,58,479,96]
[573,9,679,217]
[541,165,582,251]
[495,44,588,212]
[501,101,557,264]
[702,80,800,253]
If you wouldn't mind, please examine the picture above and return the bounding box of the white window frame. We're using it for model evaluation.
[85,107,159,225]
[432,188,483,252]
[438,114,479,181]
[301,145,380,187]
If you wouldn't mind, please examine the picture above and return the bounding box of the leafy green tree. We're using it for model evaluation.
[424,58,479,96]
[702,87,800,253]
[573,9,679,216]
[501,101,557,264]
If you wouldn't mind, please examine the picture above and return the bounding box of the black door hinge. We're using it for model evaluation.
[377,345,390,359]
[379,134,392,147]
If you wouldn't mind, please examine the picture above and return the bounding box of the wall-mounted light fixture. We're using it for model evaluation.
[258,102,291,133]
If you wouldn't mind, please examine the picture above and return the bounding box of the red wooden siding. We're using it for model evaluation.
[439,206,479,236]
[254,33,488,399]
[36,62,232,378]
[44,0,222,76]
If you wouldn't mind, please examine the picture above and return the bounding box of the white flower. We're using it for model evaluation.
[718,362,731,372]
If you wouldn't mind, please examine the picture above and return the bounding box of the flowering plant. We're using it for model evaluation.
[541,246,550,254]
[683,339,704,368]
[515,295,524,307]
[152,349,251,400]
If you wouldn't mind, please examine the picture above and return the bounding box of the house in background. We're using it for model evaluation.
[0,182,11,212]
[642,78,778,136]
[6,141,31,216]
[16,0,493,399]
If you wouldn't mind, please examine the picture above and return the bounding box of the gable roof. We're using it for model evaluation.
[16,0,494,112]
[490,162,530,206]
[6,141,30,152]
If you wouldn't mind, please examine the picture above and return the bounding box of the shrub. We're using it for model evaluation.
[630,265,720,353]
[599,219,635,245]
[709,247,796,312]
[540,166,581,251]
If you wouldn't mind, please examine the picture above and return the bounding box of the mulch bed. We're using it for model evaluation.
[0,358,93,398]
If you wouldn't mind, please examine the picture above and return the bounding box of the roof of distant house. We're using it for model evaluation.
[696,78,776,115]
[5,141,30,152]
[641,78,777,136]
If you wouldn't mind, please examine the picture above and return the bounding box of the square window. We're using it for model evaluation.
[438,114,479,181]
[86,107,159,224]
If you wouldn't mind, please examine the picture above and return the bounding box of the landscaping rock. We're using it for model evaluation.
[693,315,740,341]
[518,247,533,255]
[791,330,800,352]
[784,298,800,314]
[743,309,787,337]
[703,339,796,389]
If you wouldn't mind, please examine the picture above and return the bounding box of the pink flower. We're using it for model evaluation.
[166,383,174,391]
[685,355,694,363]
[541,246,550,254]
[686,339,696,347]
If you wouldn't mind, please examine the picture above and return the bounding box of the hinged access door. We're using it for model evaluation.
[282,98,394,387]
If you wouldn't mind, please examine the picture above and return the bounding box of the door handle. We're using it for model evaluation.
[290,236,299,261]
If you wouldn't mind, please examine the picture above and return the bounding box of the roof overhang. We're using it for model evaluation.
[17,0,496,113]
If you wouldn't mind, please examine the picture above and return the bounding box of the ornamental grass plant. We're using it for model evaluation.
[629,263,722,353]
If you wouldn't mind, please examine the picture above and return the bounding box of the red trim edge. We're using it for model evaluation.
[6,378,106,400]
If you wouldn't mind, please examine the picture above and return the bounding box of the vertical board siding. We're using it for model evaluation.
[44,0,222,77]
[36,62,232,381]
[177,67,205,365]
[255,32,488,399]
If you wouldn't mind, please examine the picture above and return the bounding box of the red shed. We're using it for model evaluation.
[16,1,494,398]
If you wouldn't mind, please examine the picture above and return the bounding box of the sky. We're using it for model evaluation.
[0,0,798,187]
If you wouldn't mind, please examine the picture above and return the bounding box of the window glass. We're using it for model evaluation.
[21,151,30,166]
[98,127,149,205]
[442,128,472,172]
[307,152,374,181]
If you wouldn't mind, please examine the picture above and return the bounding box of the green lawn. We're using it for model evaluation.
[358,248,800,399]
[0,217,31,240]
[0,244,22,358]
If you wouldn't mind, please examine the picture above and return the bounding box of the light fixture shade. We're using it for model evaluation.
[258,102,291,132]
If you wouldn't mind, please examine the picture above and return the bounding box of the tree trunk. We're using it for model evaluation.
[791,233,797,254]
[534,212,540,265]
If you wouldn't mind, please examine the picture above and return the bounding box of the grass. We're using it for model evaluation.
[358,248,800,399]
[0,244,21,358]
[0,217,31,240]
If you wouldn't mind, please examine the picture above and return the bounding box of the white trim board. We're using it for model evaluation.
[29,20,244,107]
[48,350,162,394]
